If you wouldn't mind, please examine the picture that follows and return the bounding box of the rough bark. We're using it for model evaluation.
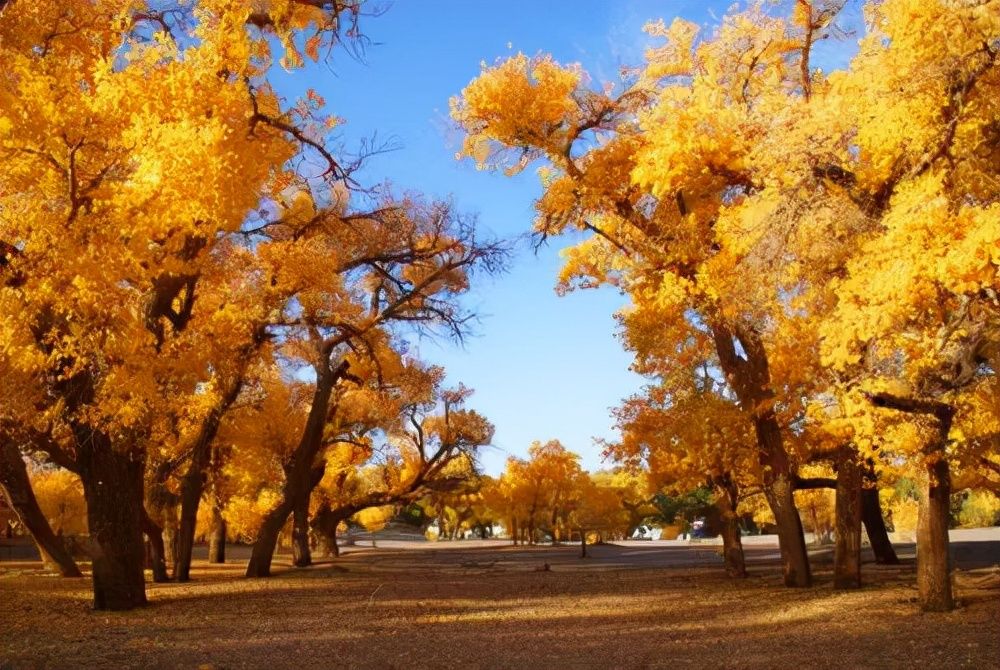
[291,494,312,568]
[208,500,226,564]
[719,517,746,578]
[0,441,82,577]
[77,441,148,610]
[917,456,954,611]
[834,452,862,589]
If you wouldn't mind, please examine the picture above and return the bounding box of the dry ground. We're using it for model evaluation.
[1,542,998,669]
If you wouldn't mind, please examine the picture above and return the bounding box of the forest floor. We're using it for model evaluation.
[1,540,998,669]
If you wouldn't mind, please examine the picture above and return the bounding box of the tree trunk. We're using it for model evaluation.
[917,455,953,611]
[580,530,587,558]
[208,502,226,564]
[163,514,178,572]
[292,495,312,568]
[173,377,246,582]
[248,461,326,577]
[711,321,810,587]
[834,453,862,589]
[0,442,82,577]
[172,463,203,582]
[861,476,899,565]
[144,462,178,583]
[312,503,351,558]
[864,392,954,610]
[140,511,170,583]
[246,359,343,578]
[808,504,821,546]
[246,496,295,578]
[173,437,220,580]
[757,419,812,587]
[330,521,340,557]
[715,477,747,578]
[719,516,746,578]
[77,443,147,610]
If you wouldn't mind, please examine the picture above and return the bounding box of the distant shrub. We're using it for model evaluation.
[957,491,1000,528]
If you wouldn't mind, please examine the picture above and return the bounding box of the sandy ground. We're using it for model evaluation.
[1,539,998,669]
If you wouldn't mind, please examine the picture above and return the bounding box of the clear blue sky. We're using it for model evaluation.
[270,1,860,475]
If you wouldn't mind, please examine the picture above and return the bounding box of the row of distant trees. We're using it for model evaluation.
[11,441,999,554]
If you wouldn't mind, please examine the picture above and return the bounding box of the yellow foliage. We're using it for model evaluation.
[957,491,1000,529]
[354,505,394,533]
[225,490,283,543]
[29,468,87,536]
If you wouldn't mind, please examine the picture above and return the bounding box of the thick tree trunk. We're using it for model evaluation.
[714,477,747,578]
[208,501,226,564]
[174,453,208,581]
[77,443,147,611]
[0,442,82,577]
[861,474,899,565]
[312,503,351,558]
[248,462,326,577]
[292,495,312,568]
[917,456,953,611]
[246,497,295,578]
[865,392,954,610]
[761,480,811,586]
[834,453,862,589]
[719,517,746,578]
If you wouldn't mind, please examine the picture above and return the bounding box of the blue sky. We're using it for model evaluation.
[270,1,861,475]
